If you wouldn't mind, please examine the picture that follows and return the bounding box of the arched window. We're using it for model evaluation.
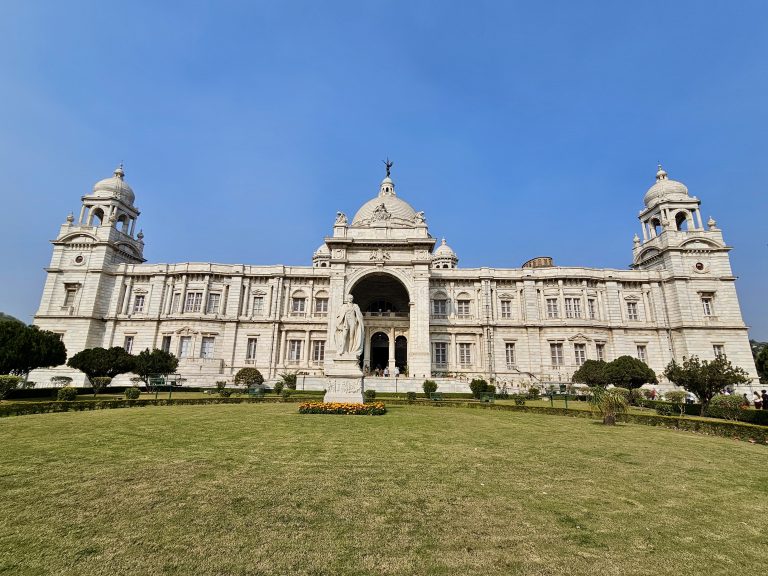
[90,208,105,227]
[650,218,662,236]
[675,211,689,231]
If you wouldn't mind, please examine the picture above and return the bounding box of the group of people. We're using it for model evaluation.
[741,390,768,410]
[365,365,400,378]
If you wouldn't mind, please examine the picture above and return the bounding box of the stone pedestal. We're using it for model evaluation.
[324,357,364,403]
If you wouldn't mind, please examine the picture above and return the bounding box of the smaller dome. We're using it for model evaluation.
[314,243,330,256]
[92,164,135,205]
[644,164,689,207]
[434,238,456,258]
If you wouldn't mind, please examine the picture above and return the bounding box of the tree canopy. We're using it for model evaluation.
[571,360,609,387]
[132,348,179,384]
[0,322,67,377]
[755,346,768,384]
[604,355,657,389]
[67,347,136,381]
[664,355,751,414]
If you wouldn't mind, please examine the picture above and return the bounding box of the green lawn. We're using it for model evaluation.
[1,404,765,575]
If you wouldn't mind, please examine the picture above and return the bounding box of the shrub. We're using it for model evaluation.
[215,380,227,392]
[273,381,284,395]
[280,388,293,401]
[422,380,438,398]
[280,372,298,390]
[704,395,744,421]
[486,385,496,397]
[664,390,687,416]
[49,376,72,388]
[628,388,645,406]
[57,386,78,401]
[91,376,112,396]
[497,383,510,400]
[589,387,628,425]
[234,367,264,389]
[124,387,141,400]
[655,403,673,416]
[469,378,488,399]
[405,391,417,403]
[609,387,630,402]
[364,389,376,402]
[511,394,526,406]
[0,375,21,400]
[219,389,232,398]
[19,380,36,390]
[527,386,540,400]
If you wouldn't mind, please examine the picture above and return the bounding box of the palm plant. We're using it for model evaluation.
[589,386,628,425]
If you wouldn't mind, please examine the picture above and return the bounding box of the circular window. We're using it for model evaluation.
[74,255,84,264]
[695,262,704,271]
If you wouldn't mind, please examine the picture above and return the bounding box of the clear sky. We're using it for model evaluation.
[1,1,766,339]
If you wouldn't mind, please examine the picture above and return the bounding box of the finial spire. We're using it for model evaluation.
[114,163,125,179]
[383,157,393,178]
[656,162,667,181]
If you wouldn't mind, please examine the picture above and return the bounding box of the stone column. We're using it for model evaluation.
[304,331,311,368]
[388,327,396,369]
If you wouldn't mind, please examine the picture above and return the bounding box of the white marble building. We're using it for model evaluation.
[31,164,758,390]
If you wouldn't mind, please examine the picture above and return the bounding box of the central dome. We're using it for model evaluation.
[92,165,135,206]
[351,177,419,226]
[643,165,689,208]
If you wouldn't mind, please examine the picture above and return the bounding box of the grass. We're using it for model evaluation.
[1,404,765,575]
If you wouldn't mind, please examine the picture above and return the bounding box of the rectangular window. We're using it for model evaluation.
[458,343,472,367]
[627,301,639,321]
[312,340,325,363]
[252,296,264,315]
[550,343,564,366]
[433,342,447,365]
[206,293,221,314]
[179,336,192,358]
[574,343,586,366]
[132,295,145,313]
[291,298,306,315]
[123,335,134,354]
[588,299,597,320]
[246,337,258,361]
[432,299,447,317]
[315,298,328,315]
[171,293,181,313]
[636,345,647,363]
[713,344,725,357]
[161,335,172,354]
[184,292,203,313]
[565,298,581,319]
[63,285,78,307]
[701,297,714,317]
[200,336,215,359]
[500,300,512,319]
[546,298,559,319]
[505,343,516,367]
[288,339,302,362]
[596,343,605,362]
[457,300,471,317]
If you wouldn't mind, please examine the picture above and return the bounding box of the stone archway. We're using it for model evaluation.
[370,332,389,373]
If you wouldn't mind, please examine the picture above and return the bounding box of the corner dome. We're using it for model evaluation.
[92,164,135,205]
[434,238,456,258]
[351,176,418,226]
[644,165,689,208]
[314,243,330,256]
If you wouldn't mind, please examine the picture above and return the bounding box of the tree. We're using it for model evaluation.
[469,378,489,399]
[0,322,66,378]
[664,355,750,415]
[234,368,264,389]
[589,386,628,425]
[67,347,135,381]
[604,356,657,389]
[755,346,768,384]
[571,360,609,387]
[279,372,298,390]
[0,375,21,401]
[132,348,179,384]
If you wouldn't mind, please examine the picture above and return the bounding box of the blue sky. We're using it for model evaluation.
[1,1,766,339]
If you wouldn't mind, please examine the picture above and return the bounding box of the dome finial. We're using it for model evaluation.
[656,162,667,181]
[114,163,125,179]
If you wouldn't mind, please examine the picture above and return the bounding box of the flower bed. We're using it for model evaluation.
[298,402,386,415]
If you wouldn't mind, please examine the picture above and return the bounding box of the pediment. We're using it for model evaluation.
[568,332,592,342]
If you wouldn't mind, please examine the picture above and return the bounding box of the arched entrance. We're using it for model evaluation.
[395,335,407,371]
[370,332,389,373]
[350,272,411,373]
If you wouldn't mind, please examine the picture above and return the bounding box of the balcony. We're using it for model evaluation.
[364,311,408,318]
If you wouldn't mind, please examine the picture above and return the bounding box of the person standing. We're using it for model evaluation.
[753,391,763,410]
[761,390,768,410]
[383,366,389,377]
[394,365,400,377]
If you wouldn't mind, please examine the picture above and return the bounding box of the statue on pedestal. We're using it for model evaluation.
[334,294,364,360]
